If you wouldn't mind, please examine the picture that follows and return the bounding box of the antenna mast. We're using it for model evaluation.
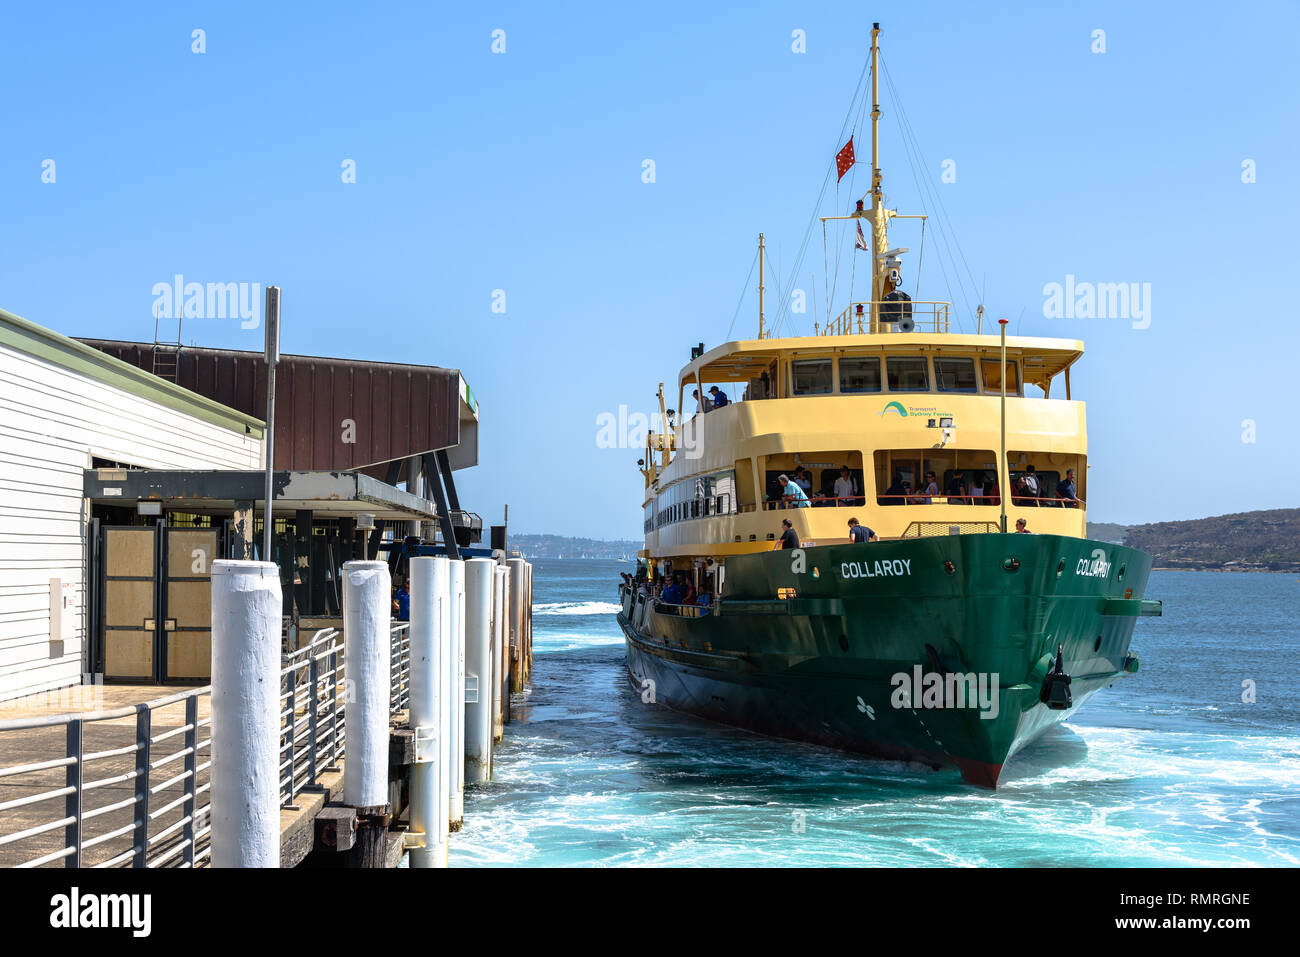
[758,232,765,339]
[869,22,884,330]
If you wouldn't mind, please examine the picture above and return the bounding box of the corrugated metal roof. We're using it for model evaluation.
[79,339,468,474]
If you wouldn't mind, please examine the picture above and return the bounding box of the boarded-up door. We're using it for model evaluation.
[103,527,157,679]
[163,528,217,680]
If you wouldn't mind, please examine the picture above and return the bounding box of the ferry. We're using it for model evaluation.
[617,23,1161,787]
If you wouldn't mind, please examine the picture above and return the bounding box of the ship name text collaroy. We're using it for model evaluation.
[840,558,912,580]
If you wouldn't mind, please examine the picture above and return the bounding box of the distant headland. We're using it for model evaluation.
[1090,508,1300,572]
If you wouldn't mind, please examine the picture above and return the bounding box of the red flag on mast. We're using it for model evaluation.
[835,136,856,181]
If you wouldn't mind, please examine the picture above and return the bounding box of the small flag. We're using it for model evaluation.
[835,136,855,181]
[855,221,870,251]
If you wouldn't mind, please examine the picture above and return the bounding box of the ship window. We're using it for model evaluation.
[935,357,978,393]
[980,358,1021,395]
[839,356,881,393]
[886,356,929,391]
[875,450,999,506]
[1008,467,1061,506]
[1006,453,1082,507]
[654,469,739,525]
[762,454,862,508]
[791,359,833,395]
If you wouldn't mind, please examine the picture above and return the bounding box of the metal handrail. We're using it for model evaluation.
[875,493,1084,507]
[899,521,1001,538]
[821,300,951,335]
[0,621,412,868]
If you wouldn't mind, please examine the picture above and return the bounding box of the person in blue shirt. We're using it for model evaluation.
[847,517,877,542]
[778,473,810,508]
[1055,468,1080,508]
[708,386,729,409]
[393,580,411,621]
[661,575,684,605]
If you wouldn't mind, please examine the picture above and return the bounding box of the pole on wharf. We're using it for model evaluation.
[491,564,506,743]
[408,555,450,867]
[524,562,534,682]
[447,559,466,831]
[341,560,391,866]
[507,558,527,694]
[211,560,282,868]
[463,558,495,782]
[493,564,509,728]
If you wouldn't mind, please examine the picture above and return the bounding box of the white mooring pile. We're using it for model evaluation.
[210,553,533,868]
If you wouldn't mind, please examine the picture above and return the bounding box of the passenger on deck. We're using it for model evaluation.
[692,389,708,414]
[847,517,878,542]
[985,475,1000,507]
[883,475,907,505]
[696,591,712,607]
[708,386,729,409]
[1056,468,1080,508]
[834,466,858,506]
[1022,465,1041,505]
[915,471,938,504]
[1015,517,1031,534]
[945,472,968,505]
[779,518,800,549]
[661,574,685,605]
[969,473,986,501]
[779,474,810,508]
[794,468,813,495]
[393,579,410,622]
[1012,474,1031,507]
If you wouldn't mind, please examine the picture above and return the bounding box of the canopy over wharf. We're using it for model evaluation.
[72,339,494,685]
[80,468,450,682]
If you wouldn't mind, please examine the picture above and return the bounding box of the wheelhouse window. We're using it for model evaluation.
[839,356,882,393]
[791,359,833,395]
[934,357,978,393]
[980,358,1021,395]
[886,356,929,391]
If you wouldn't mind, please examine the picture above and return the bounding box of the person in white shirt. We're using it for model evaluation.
[918,470,939,505]
[833,466,857,505]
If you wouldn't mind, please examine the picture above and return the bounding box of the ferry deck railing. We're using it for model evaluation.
[820,300,951,336]
[763,493,1084,509]
[0,622,411,868]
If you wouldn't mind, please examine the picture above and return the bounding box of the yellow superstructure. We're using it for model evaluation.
[640,331,1090,561]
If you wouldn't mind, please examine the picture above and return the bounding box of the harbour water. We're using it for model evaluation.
[452,561,1300,867]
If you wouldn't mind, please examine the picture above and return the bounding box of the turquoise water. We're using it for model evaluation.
[451,562,1300,867]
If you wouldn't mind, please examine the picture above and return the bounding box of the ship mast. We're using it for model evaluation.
[758,232,765,339]
[868,22,894,332]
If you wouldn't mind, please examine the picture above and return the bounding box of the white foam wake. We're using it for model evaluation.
[533,601,622,616]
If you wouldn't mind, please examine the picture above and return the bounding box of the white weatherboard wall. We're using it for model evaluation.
[0,320,262,702]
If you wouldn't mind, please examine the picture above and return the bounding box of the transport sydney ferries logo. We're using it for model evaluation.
[881,402,952,421]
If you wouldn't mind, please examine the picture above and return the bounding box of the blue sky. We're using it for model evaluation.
[3,1,1297,539]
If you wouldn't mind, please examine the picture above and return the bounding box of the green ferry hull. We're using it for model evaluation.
[619,533,1157,787]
